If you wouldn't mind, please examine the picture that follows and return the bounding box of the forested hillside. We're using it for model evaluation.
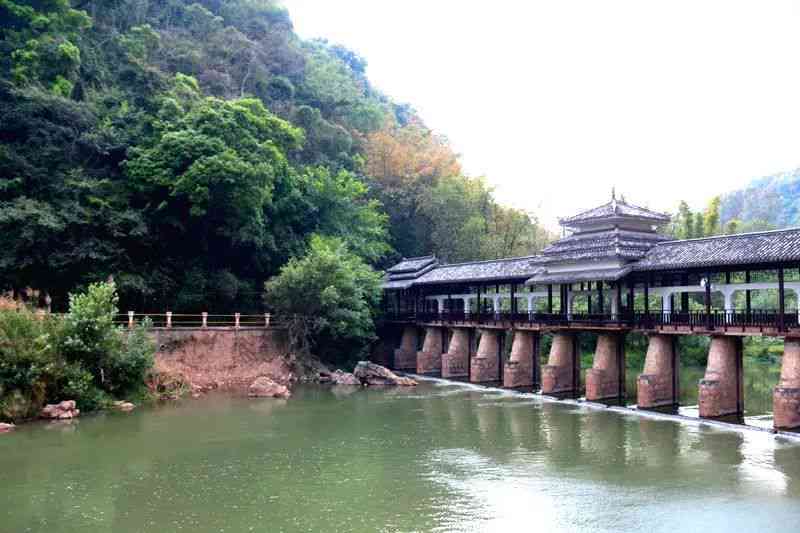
[0,0,548,312]
[718,168,800,231]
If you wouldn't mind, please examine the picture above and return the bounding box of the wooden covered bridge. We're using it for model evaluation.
[378,195,800,430]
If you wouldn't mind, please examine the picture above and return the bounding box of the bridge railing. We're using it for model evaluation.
[390,308,799,331]
[113,313,278,329]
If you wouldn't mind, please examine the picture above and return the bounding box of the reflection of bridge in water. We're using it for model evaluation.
[378,194,800,430]
[424,381,800,497]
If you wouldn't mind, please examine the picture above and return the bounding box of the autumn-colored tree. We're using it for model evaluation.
[364,120,463,259]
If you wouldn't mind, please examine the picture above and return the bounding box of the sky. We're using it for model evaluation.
[282,0,800,228]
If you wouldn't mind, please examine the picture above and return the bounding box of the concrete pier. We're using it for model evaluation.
[394,326,419,371]
[699,336,743,419]
[442,328,470,378]
[637,334,679,409]
[503,330,539,388]
[542,332,579,396]
[774,337,800,429]
[586,333,625,401]
[417,327,444,374]
[470,329,500,383]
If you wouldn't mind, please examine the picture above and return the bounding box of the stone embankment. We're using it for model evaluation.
[151,328,302,396]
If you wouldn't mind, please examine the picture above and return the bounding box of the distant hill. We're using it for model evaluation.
[720,169,800,230]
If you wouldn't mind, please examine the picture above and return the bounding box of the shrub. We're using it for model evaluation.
[0,308,61,421]
[264,235,382,366]
[106,318,154,396]
[60,281,122,380]
[0,282,155,421]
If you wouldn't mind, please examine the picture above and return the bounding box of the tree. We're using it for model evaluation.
[703,196,721,236]
[725,219,741,235]
[693,212,705,238]
[263,235,382,365]
[676,200,694,239]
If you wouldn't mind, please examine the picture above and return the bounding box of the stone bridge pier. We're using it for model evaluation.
[503,331,540,389]
[637,334,679,410]
[442,328,471,378]
[470,329,501,383]
[774,337,800,429]
[542,332,580,396]
[417,327,445,374]
[586,333,625,402]
[699,336,744,419]
[394,326,419,371]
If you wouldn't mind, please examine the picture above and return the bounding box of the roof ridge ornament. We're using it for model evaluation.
[611,187,618,213]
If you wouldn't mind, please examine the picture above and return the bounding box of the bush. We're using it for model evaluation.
[106,318,154,396]
[0,282,155,421]
[264,235,382,366]
[60,281,122,378]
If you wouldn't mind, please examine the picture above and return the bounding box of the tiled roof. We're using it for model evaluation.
[382,256,439,289]
[634,228,800,271]
[413,255,541,285]
[534,228,668,264]
[526,266,632,285]
[559,198,670,226]
[382,278,417,290]
[387,255,437,273]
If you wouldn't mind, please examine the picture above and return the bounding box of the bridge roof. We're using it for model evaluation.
[534,228,668,264]
[412,255,540,285]
[386,255,438,274]
[635,227,800,271]
[526,266,633,285]
[559,198,670,227]
[383,255,439,289]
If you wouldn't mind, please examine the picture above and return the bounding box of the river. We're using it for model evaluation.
[1,368,799,532]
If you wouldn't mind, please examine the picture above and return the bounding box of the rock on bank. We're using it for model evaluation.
[353,361,417,386]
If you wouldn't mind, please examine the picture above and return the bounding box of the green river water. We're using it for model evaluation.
[2,363,800,533]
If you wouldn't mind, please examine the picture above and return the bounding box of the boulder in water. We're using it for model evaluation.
[0,422,15,433]
[112,401,136,412]
[353,361,417,386]
[41,400,79,420]
[248,376,291,399]
[330,369,361,386]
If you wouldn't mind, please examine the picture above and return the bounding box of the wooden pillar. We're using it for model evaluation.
[778,266,786,332]
[681,274,689,312]
[511,283,516,316]
[643,277,650,325]
[745,270,751,316]
[628,282,635,315]
[705,273,713,330]
[547,285,553,313]
[597,281,604,314]
[477,284,482,322]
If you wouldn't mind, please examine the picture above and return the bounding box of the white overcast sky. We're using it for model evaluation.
[281,0,800,228]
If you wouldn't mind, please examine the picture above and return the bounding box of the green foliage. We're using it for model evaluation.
[264,235,382,365]
[0,0,540,318]
[0,308,59,394]
[0,282,154,421]
[60,281,121,377]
